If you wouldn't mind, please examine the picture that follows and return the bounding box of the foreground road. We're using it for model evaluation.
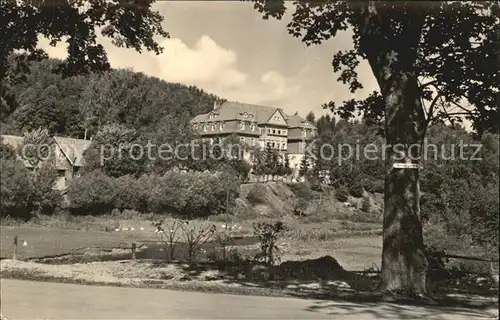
[0,279,496,319]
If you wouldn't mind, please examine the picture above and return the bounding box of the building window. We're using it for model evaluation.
[250,123,255,131]
[203,124,208,132]
[302,129,307,137]
[219,122,224,131]
[278,130,281,135]
[272,142,275,148]
[209,137,214,144]
[240,121,245,131]
[251,138,255,146]
[211,124,216,131]
[240,137,245,144]
[272,129,276,134]
[283,129,287,135]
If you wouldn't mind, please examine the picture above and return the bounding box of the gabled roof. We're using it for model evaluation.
[190,101,289,125]
[1,134,92,168]
[53,136,91,167]
[285,113,317,129]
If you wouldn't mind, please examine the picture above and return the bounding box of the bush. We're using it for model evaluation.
[365,179,385,194]
[289,182,314,212]
[149,170,240,218]
[361,196,371,213]
[288,182,313,202]
[335,185,349,202]
[348,181,364,198]
[246,184,268,205]
[253,220,288,265]
[30,160,61,215]
[67,170,116,215]
[113,174,159,213]
[0,159,33,219]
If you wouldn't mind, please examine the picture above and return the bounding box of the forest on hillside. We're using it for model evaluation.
[1,57,223,139]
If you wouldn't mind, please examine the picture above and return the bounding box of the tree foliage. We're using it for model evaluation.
[1,0,169,114]
[0,158,33,219]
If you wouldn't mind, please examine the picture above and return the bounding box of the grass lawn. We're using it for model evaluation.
[0,226,159,260]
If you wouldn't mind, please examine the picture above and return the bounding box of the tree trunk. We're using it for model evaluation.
[379,69,428,294]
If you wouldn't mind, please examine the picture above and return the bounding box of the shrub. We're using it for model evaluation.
[180,220,215,262]
[349,181,364,198]
[288,182,314,202]
[365,179,385,194]
[149,170,239,218]
[149,171,190,215]
[0,159,33,219]
[253,220,288,265]
[246,184,268,205]
[30,160,61,215]
[335,185,349,202]
[113,174,159,213]
[361,196,371,213]
[67,170,116,215]
[154,219,184,261]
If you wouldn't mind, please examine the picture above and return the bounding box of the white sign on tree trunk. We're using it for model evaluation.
[393,162,423,169]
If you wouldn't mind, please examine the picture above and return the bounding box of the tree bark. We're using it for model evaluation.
[378,67,428,294]
[354,1,428,296]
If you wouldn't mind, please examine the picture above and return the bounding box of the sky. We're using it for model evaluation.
[39,1,380,119]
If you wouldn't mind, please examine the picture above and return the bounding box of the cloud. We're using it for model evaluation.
[156,35,248,89]
[38,34,303,111]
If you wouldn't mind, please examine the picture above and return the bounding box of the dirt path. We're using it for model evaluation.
[1,279,496,319]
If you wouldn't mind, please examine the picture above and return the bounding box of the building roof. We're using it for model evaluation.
[1,134,91,168]
[285,113,315,129]
[190,101,315,128]
[53,136,91,167]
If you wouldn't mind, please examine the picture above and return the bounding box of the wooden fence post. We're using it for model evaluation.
[13,236,18,260]
[131,243,136,260]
